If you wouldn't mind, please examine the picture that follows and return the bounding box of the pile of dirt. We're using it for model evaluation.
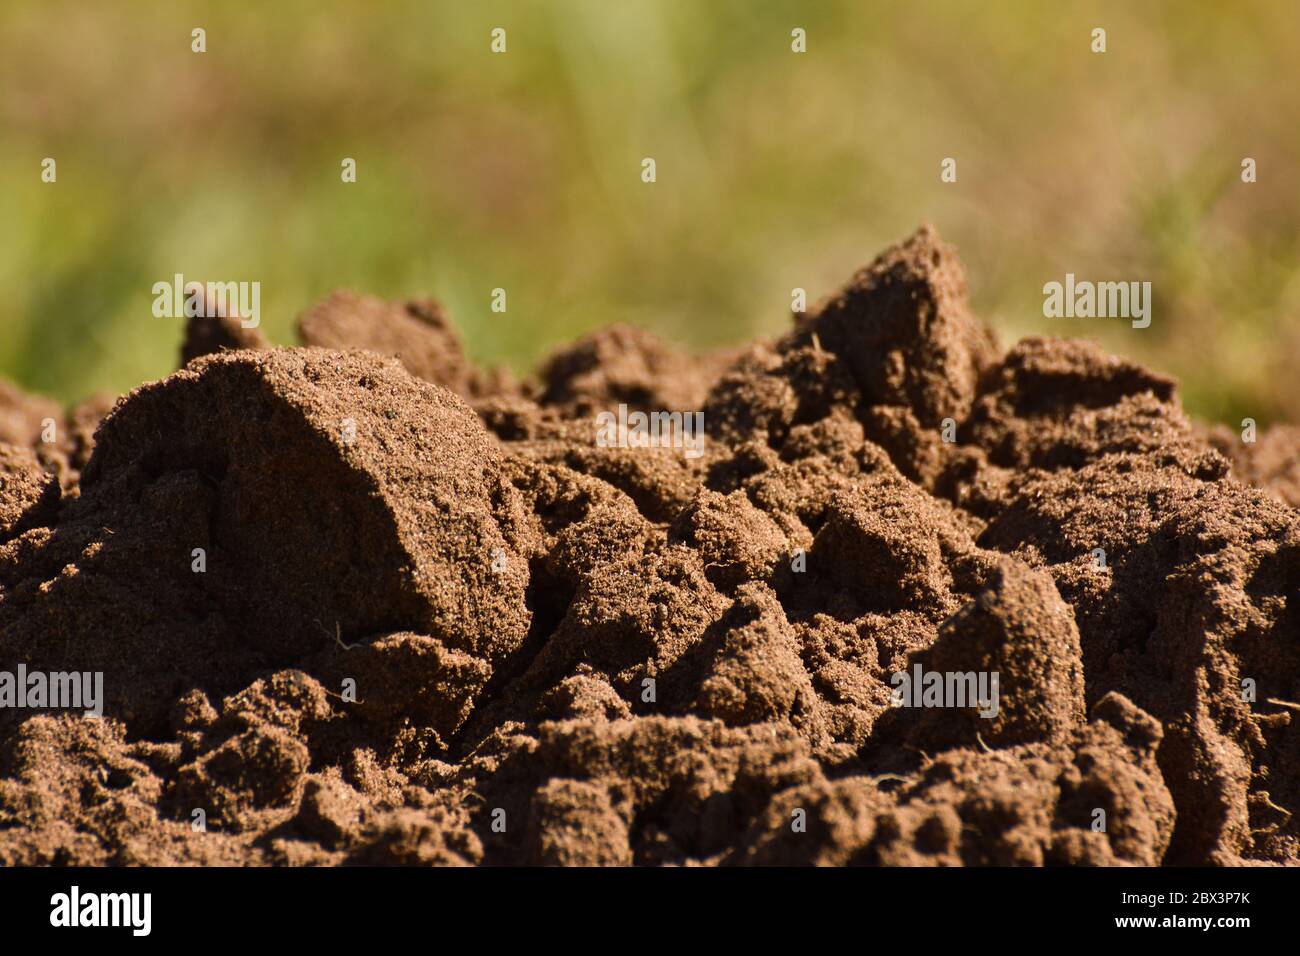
[1,225,1296,866]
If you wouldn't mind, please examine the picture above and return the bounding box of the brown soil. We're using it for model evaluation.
[1,225,1296,866]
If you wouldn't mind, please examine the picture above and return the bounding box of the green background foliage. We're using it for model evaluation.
[2,0,1296,425]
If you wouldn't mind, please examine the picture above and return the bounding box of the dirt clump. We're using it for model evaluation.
[181,312,270,367]
[0,443,60,541]
[538,323,736,418]
[1208,422,1300,508]
[298,291,515,400]
[1,225,1296,867]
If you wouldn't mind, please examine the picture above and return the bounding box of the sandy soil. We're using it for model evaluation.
[1,226,1297,866]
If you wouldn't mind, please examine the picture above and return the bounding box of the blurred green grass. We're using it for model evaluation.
[2,0,1297,426]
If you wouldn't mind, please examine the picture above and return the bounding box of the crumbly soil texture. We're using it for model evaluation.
[2,226,1298,866]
